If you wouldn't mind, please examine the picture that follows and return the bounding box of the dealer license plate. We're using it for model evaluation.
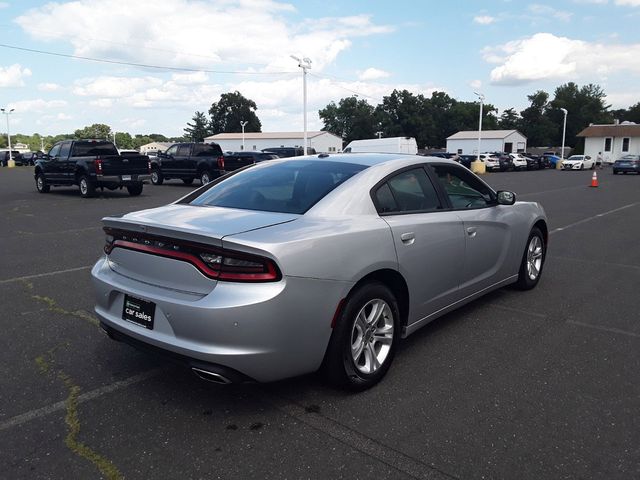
[122,294,155,329]
[121,175,132,181]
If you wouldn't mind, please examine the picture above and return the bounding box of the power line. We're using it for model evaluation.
[0,43,298,76]
[309,72,384,103]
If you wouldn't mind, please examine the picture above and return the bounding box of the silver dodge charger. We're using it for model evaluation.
[92,154,547,390]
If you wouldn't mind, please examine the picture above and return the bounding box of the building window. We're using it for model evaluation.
[253,145,257,150]
[328,146,336,152]
[622,138,630,152]
[457,149,463,154]
[604,138,612,152]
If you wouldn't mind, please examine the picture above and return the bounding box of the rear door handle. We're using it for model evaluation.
[400,232,415,245]
[466,227,477,237]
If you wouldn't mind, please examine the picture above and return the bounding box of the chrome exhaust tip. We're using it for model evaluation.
[191,367,232,384]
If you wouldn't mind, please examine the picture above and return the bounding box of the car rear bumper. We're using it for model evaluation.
[96,174,150,183]
[91,256,351,382]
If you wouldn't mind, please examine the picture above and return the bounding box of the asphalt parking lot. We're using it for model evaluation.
[1,165,639,480]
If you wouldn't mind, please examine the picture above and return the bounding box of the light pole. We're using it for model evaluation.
[240,121,248,151]
[473,92,485,162]
[376,131,383,139]
[560,108,568,160]
[291,55,312,154]
[1,108,15,165]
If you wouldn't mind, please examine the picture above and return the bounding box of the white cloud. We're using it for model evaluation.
[170,71,209,85]
[605,91,640,108]
[527,4,573,22]
[0,2,8,8]
[38,83,62,92]
[470,79,483,89]
[474,15,496,25]
[0,64,32,87]
[15,0,392,73]
[617,0,640,4]
[484,33,640,84]
[89,98,114,108]
[73,76,163,98]
[358,68,391,81]
[57,113,72,120]
[7,99,67,112]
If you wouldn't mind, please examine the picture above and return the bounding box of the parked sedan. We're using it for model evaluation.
[92,154,548,390]
[509,153,528,170]
[562,155,595,170]
[612,154,640,175]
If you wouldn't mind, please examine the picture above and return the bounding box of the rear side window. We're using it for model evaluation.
[71,141,118,156]
[374,168,441,214]
[190,160,367,214]
[192,143,223,156]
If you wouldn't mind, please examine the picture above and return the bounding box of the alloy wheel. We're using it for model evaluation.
[526,236,543,281]
[350,299,394,374]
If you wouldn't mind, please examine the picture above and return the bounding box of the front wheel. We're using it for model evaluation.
[150,169,163,185]
[515,227,545,290]
[79,175,95,198]
[323,282,400,391]
[127,183,143,196]
[200,170,211,185]
[182,178,194,185]
[36,173,50,193]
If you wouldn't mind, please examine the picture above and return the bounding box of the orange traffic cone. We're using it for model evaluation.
[590,171,599,188]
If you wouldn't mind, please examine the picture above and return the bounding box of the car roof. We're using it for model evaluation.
[298,152,458,167]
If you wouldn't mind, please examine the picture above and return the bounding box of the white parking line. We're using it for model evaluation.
[567,320,640,339]
[0,265,92,285]
[550,203,639,235]
[0,369,162,432]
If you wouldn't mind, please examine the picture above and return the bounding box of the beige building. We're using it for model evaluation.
[139,142,173,155]
[577,121,640,164]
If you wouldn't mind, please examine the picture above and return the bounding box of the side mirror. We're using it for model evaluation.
[496,190,516,205]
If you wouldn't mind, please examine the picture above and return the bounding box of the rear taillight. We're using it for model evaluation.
[103,228,280,282]
[148,160,151,173]
[95,158,103,175]
[217,156,225,170]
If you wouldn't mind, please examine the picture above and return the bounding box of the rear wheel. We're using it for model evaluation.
[36,173,50,193]
[515,227,545,290]
[127,183,143,196]
[79,175,95,198]
[323,282,400,391]
[200,170,211,185]
[151,168,163,185]
[613,170,618,175]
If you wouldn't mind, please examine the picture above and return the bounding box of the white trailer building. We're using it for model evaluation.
[204,131,343,153]
[577,122,640,164]
[446,129,527,155]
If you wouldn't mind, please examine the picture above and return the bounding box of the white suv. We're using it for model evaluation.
[509,153,528,170]
[478,153,500,171]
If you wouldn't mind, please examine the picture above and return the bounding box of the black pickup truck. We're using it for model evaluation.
[150,142,225,186]
[34,140,150,198]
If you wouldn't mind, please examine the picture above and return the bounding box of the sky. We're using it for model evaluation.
[0,0,639,137]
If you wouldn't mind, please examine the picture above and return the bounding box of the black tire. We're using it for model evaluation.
[515,227,545,290]
[127,183,143,196]
[182,178,194,185]
[35,173,50,193]
[322,282,400,391]
[613,170,618,175]
[200,170,211,185]
[79,175,95,198]
[151,168,163,185]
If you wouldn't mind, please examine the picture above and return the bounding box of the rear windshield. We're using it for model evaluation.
[190,160,368,214]
[71,141,118,156]
[192,143,223,157]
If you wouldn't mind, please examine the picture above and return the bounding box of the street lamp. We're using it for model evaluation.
[376,131,383,139]
[291,55,312,155]
[473,92,485,163]
[560,108,568,160]
[1,108,15,164]
[240,120,248,151]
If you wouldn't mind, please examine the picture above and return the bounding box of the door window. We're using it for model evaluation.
[58,142,71,160]
[604,138,612,152]
[622,138,630,152]
[432,165,494,209]
[49,144,61,158]
[177,145,191,156]
[373,168,441,214]
[165,145,178,156]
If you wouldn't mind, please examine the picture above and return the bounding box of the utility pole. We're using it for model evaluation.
[1,108,15,166]
[291,55,312,155]
[240,121,248,151]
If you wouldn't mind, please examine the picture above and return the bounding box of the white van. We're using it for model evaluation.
[343,137,418,155]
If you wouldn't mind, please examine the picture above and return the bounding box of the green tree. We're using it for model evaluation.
[184,111,211,142]
[318,96,378,145]
[375,89,433,148]
[547,82,612,147]
[114,132,133,149]
[498,108,520,130]
[74,123,112,140]
[519,91,557,146]
[208,91,261,134]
